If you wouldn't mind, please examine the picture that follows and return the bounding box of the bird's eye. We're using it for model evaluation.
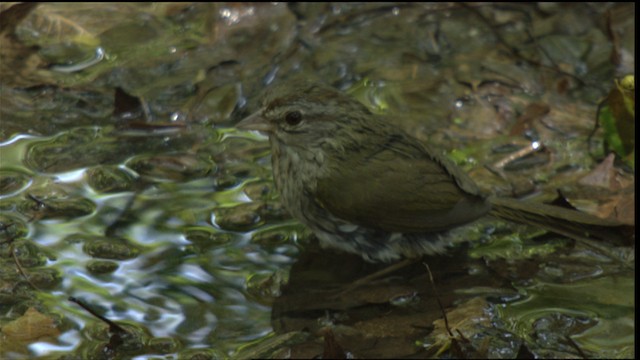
[284,111,303,126]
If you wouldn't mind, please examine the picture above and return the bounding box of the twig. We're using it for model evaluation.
[423,262,453,337]
[12,244,40,290]
[491,141,543,171]
[69,297,128,334]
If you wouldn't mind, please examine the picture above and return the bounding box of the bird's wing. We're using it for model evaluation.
[315,134,490,233]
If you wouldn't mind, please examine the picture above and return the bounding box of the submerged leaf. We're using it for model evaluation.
[1,307,60,341]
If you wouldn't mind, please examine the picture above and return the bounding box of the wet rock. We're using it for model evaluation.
[147,337,181,354]
[214,202,263,231]
[243,181,277,201]
[532,312,595,353]
[126,153,216,182]
[0,214,28,242]
[86,260,119,275]
[0,169,32,196]
[250,227,291,246]
[26,268,62,289]
[184,227,234,247]
[19,196,96,220]
[88,322,150,357]
[3,240,51,267]
[191,83,242,124]
[86,165,137,193]
[82,236,141,260]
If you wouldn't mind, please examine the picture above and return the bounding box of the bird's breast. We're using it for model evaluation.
[270,139,330,222]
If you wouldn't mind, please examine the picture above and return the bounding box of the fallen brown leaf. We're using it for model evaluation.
[1,307,60,342]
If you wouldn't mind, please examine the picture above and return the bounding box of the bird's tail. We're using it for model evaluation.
[488,196,633,246]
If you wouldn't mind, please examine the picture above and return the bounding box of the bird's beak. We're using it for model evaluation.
[236,110,275,133]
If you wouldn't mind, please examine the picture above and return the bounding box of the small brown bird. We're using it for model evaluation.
[237,82,628,262]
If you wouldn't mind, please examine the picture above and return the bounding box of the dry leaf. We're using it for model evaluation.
[578,153,620,189]
[1,307,60,341]
[431,297,491,344]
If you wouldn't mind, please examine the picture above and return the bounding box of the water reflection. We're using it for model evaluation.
[0,128,292,357]
[29,330,81,356]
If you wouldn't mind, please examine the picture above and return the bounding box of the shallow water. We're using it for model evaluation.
[0,2,634,358]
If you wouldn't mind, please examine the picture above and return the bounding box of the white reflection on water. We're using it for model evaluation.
[14,134,287,357]
[178,263,215,283]
[29,330,82,356]
[181,285,216,303]
[0,133,41,146]
[53,168,87,183]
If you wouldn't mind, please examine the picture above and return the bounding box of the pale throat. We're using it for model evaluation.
[270,136,327,186]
